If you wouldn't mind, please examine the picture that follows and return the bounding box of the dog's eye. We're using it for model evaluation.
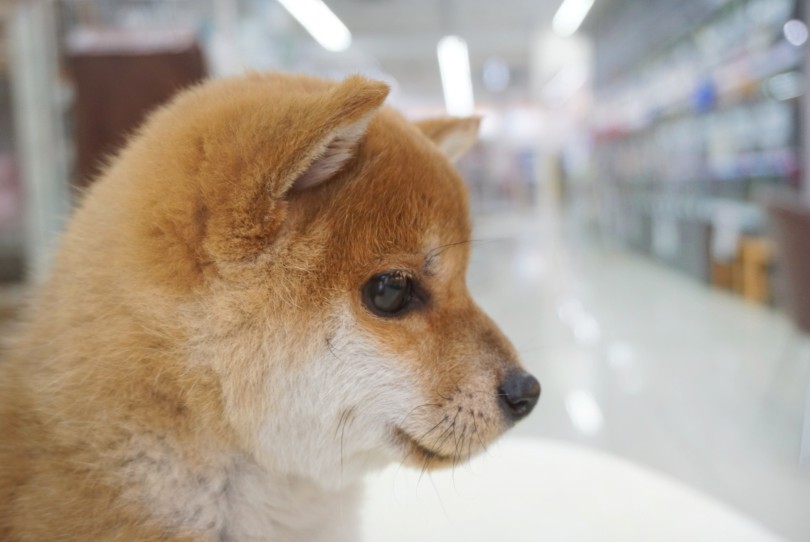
[363,272,413,316]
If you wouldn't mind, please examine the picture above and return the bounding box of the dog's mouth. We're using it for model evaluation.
[392,426,455,464]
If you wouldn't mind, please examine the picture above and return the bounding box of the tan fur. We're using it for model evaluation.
[0,73,531,541]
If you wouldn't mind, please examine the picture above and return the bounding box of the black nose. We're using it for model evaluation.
[498,371,540,421]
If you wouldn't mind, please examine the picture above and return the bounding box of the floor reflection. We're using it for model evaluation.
[467,208,810,542]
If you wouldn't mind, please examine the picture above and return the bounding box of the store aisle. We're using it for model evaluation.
[465,208,810,541]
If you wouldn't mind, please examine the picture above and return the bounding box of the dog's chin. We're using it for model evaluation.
[391,426,478,470]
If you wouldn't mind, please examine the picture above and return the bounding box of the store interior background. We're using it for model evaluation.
[1,0,810,540]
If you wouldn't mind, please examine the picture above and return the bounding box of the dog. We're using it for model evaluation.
[0,73,540,541]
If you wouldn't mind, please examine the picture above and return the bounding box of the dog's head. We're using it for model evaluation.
[108,73,539,487]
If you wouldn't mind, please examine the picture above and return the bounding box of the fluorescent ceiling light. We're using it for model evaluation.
[553,0,595,37]
[437,35,475,116]
[277,0,351,52]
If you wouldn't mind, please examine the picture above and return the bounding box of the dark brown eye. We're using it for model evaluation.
[363,272,413,316]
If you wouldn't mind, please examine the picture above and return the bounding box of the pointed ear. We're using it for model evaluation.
[290,112,378,192]
[287,77,389,193]
[415,116,481,162]
[181,75,389,264]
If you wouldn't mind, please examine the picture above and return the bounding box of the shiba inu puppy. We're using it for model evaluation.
[0,73,539,541]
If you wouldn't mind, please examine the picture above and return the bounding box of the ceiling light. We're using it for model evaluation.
[277,0,351,52]
[437,35,475,116]
[553,0,595,37]
[784,19,808,47]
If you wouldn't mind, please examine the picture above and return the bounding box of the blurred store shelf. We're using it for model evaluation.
[585,0,807,311]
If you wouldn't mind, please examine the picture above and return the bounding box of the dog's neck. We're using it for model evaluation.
[223,461,363,542]
[119,432,364,542]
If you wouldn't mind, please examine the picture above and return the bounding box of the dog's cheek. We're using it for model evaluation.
[247,316,426,484]
[322,324,424,433]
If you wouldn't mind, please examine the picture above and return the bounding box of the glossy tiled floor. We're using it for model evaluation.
[454,206,810,541]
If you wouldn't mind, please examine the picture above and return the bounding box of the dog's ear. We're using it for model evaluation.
[180,76,389,266]
[285,77,390,193]
[126,75,391,289]
[415,116,481,162]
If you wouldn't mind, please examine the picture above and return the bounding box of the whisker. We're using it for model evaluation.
[430,420,456,457]
[416,415,450,443]
[465,425,476,464]
[335,409,350,439]
[472,415,490,457]
[325,337,343,363]
[396,403,443,426]
[450,410,462,455]
[418,424,455,485]
[452,423,469,486]
[397,415,448,472]
[427,472,450,519]
[425,239,477,261]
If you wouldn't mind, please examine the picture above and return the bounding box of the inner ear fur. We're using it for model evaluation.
[415,116,481,162]
[281,76,391,194]
[290,112,376,192]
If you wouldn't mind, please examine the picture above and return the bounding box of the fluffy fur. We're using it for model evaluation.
[0,73,532,541]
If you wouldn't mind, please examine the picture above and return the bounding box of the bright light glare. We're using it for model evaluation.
[766,71,804,101]
[553,0,595,37]
[565,390,604,435]
[437,35,475,116]
[606,342,636,368]
[573,314,601,344]
[784,19,809,46]
[557,297,602,345]
[543,64,588,104]
[277,0,351,52]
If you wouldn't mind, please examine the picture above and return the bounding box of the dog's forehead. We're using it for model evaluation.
[358,110,470,225]
[344,118,470,254]
[297,107,472,282]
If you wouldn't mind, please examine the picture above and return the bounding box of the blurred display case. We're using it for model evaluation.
[587,0,803,297]
[0,18,24,281]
